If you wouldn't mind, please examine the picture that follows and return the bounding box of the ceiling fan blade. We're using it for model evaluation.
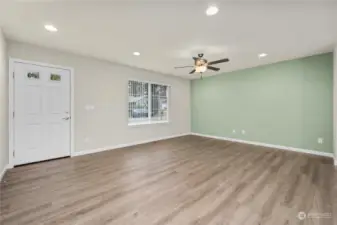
[207,66,220,71]
[189,69,196,74]
[174,66,194,69]
[208,58,229,65]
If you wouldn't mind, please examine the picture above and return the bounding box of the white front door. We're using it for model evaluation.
[13,62,71,165]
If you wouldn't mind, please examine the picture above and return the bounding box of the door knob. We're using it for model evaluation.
[62,116,71,120]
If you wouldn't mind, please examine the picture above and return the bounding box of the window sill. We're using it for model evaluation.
[128,121,169,127]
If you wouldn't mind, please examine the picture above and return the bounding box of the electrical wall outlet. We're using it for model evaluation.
[241,130,246,135]
[317,138,324,144]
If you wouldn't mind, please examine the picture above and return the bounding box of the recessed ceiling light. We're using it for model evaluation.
[206,5,219,16]
[44,24,58,32]
[133,52,140,56]
[258,53,268,58]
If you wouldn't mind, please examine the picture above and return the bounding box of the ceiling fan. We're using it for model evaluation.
[175,53,229,78]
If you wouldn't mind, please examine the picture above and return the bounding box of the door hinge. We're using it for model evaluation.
[13,150,15,158]
[13,111,15,118]
[13,72,14,78]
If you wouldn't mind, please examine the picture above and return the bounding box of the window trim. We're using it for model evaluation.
[128,120,169,127]
[128,79,170,126]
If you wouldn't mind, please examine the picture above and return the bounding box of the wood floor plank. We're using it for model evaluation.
[0,135,335,225]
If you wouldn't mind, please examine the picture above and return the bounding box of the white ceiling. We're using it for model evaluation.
[1,0,337,79]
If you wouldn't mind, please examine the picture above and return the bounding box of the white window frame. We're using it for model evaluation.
[128,79,170,126]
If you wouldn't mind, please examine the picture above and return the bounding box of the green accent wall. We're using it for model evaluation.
[191,53,333,153]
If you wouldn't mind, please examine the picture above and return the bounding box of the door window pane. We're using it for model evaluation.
[27,72,39,79]
[50,74,61,81]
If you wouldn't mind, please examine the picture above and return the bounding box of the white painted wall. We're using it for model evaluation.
[0,29,8,176]
[8,41,190,153]
[333,46,337,166]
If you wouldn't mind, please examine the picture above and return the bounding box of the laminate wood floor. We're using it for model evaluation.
[0,135,335,225]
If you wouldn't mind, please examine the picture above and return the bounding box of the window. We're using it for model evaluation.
[50,74,61,81]
[27,72,40,79]
[128,80,169,125]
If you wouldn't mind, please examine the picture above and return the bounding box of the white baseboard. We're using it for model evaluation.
[72,133,190,157]
[0,164,10,182]
[191,133,334,158]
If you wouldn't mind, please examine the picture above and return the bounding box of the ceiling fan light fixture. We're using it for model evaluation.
[174,53,229,75]
[196,66,207,73]
[206,5,219,16]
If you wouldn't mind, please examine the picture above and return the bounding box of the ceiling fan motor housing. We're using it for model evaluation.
[196,59,207,66]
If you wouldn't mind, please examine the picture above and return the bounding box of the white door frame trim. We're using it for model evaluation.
[332,46,337,166]
[8,58,75,168]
